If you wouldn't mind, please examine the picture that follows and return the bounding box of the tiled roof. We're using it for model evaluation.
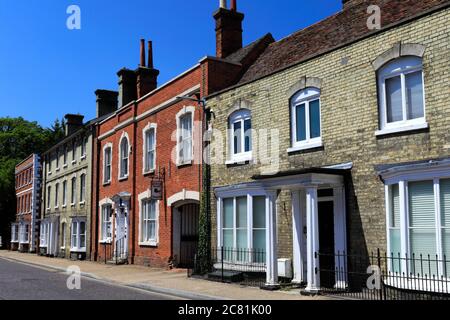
[239,0,450,84]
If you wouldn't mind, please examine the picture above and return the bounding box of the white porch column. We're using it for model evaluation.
[265,192,279,288]
[292,190,304,284]
[305,186,320,293]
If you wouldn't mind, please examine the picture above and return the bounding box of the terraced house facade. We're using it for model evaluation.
[40,114,96,260]
[11,154,41,253]
[206,0,450,291]
[91,0,273,268]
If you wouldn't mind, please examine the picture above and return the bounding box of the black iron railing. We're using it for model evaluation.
[189,247,267,288]
[317,250,450,300]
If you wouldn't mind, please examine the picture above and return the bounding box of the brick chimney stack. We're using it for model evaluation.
[95,90,118,118]
[136,39,160,99]
[117,68,137,108]
[64,114,84,136]
[214,0,244,59]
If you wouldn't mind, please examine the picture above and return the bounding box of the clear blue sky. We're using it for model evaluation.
[0,0,342,128]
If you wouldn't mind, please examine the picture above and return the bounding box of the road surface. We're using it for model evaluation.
[0,257,181,300]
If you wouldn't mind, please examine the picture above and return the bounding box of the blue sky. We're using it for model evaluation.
[0,0,342,128]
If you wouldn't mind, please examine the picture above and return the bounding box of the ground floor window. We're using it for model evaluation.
[61,222,66,249]
[71,219,86,252]
[140,199,158,245]
[11,224,19,243]
[19,224,29,244]
[221,195,266,262]
[387,178,450,274]
[40,223,48,247]
[101,205,112,242]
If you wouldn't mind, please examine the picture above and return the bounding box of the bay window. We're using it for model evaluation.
[386,177,450,276]
[377,56,426,135]
[289,87,322,151]
[221,195,267,263]
[19,224,29,244]
[40,223,48,247]
[228,109,252,162]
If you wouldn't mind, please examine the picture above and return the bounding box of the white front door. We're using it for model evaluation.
[115,208,128,259]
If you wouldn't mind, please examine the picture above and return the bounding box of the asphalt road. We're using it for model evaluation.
[0,257,181,300]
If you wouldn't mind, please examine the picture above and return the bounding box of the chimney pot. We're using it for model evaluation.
[220,0,226,9]
[230,0,237,11]
[140,39,146,67]
[147,41,154,69]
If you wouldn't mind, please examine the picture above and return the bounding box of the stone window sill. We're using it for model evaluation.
[375,122,429,137]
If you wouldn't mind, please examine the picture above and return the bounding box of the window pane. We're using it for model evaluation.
[386,76,403,123]
[390,184,400,228]
[443,229,450,276]
[223,199,233,228]
[253,196,266,229]
[236,230,247,250]
[389,229,401,257]
[253,230,266,252]
[236,197,247,228]
[149,221,156,240]
[295,103,306,142]
[405,71,424,120]
[149,201,156,220]
[244,119,252,152]
[440,179,450,227]
[233,121,242,154]
[409,181,435,228]
[309,99,321,139]
[410,229,437,272]
[223,230,233,249]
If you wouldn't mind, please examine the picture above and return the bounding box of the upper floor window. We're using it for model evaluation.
[72,140,77,163]
[54,183,59,208]
[144,126,156,173]
[229,109,252,162]
[177,109,194,166]
[63,145,68,166]
[377,56,426,134]
[47,186,51,210]
[119,135,129,179]
[103,145,112,184]
[48,155,52,173]
[80,174,86,203]
[62,180,67,207]
[81,137,87,159]
[56,148,60,169]
[71,177,76,205]
[289,87,322,151]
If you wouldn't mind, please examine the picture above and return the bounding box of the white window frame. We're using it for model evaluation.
[100,203,113,243]
[70,219,86,252]
[176,106,195,166]
[63,145,68,167]
[216,190,271,264]
[11,224,19,243]
[376,56,427,136]
[71,140,77,164]
[288,87,322,153]
[40,222,48,247]
[143,123,157,174]
[103,143,113,185]
[119,132,130,180]
[383,166,450,278]
[227,109,253,164]
[47,186,51,210]
[138,190,159,246]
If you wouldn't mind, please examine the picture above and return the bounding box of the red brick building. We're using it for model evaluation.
[90,0,274,267]
[12,154,41,253]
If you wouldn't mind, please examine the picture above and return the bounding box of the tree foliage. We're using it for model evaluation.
[0,117,65,245]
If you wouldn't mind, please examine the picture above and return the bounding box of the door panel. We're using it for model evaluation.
[179,203,200,268]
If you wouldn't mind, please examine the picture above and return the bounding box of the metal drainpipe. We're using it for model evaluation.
[131,101,138,264]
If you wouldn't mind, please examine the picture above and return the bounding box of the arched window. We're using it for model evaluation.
[119,135,129,179]
[229,109,252,162]
[290,87,322,151]
[103,144,112,184]
[377,56,425,133]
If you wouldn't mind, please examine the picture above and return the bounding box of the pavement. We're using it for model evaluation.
[0,250,326,300]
